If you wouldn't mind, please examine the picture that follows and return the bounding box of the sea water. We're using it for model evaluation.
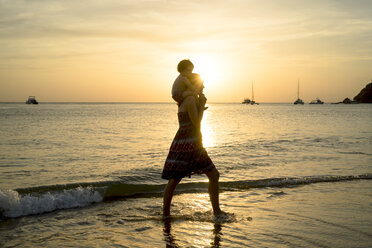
[0,103,371,247]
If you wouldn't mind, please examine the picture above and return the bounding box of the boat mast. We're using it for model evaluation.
[297,79,300,99]
[252,81,254,101]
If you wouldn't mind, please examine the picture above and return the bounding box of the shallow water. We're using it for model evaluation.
[0,103,371,247]
[1,180,371,247]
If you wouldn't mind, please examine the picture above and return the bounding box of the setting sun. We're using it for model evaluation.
[191,55,224,89]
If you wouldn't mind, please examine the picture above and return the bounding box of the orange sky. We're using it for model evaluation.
[0,0,371,103]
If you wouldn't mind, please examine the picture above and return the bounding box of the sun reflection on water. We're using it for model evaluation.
[168,193,222,247]
[201,110,216,148]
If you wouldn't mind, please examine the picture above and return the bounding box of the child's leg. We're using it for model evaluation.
[182,90,195,98]
[172,92,183,105]
[182,90,207,109]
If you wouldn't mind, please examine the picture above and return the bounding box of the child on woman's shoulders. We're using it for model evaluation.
[172,59,200,106]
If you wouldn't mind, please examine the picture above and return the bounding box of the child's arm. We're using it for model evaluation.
[182,77,199,93]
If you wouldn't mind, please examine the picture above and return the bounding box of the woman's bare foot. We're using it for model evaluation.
[213,211,235,223]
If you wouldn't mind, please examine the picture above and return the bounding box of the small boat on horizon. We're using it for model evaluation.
[26,96,38,104]
[310,98,324,104]
[242,81,259,105]
[294,80,304,105]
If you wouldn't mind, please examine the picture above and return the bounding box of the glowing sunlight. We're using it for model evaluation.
[191,55,224,89]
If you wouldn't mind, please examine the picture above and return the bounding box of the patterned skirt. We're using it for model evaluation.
[162,112,215,179]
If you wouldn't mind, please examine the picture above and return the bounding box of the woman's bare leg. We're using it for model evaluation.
[206,168,222,215]
[163,178,181,217]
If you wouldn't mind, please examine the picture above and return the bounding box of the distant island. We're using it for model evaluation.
[334,81,372,104]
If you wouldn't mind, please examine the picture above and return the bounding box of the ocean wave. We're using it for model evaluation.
[1,174,371,219]
[221,174,372,189]
[0,187,103,219]
[339,151,371,155]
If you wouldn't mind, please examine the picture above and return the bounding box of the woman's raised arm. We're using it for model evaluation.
[185,96,206,128]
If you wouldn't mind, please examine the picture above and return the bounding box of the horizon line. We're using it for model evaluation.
[0,101,348,104]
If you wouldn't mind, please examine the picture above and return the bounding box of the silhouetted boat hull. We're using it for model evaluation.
[26,96,38,104]
[294,99,304,104]
[242,98,251,104]
[310,99,324,104]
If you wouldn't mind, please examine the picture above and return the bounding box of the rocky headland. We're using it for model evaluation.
[353,82,372,103]
[334,81,372,104]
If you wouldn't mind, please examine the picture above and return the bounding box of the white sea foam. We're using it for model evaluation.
[1,174,371,219]
[0,187,103,218]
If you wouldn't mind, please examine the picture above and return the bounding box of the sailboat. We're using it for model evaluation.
[293,80,304,105]
[242,81,259,105]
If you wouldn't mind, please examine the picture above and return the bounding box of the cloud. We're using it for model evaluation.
[0,0,371,71]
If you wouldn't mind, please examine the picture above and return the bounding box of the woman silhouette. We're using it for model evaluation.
[162,73,222,218]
